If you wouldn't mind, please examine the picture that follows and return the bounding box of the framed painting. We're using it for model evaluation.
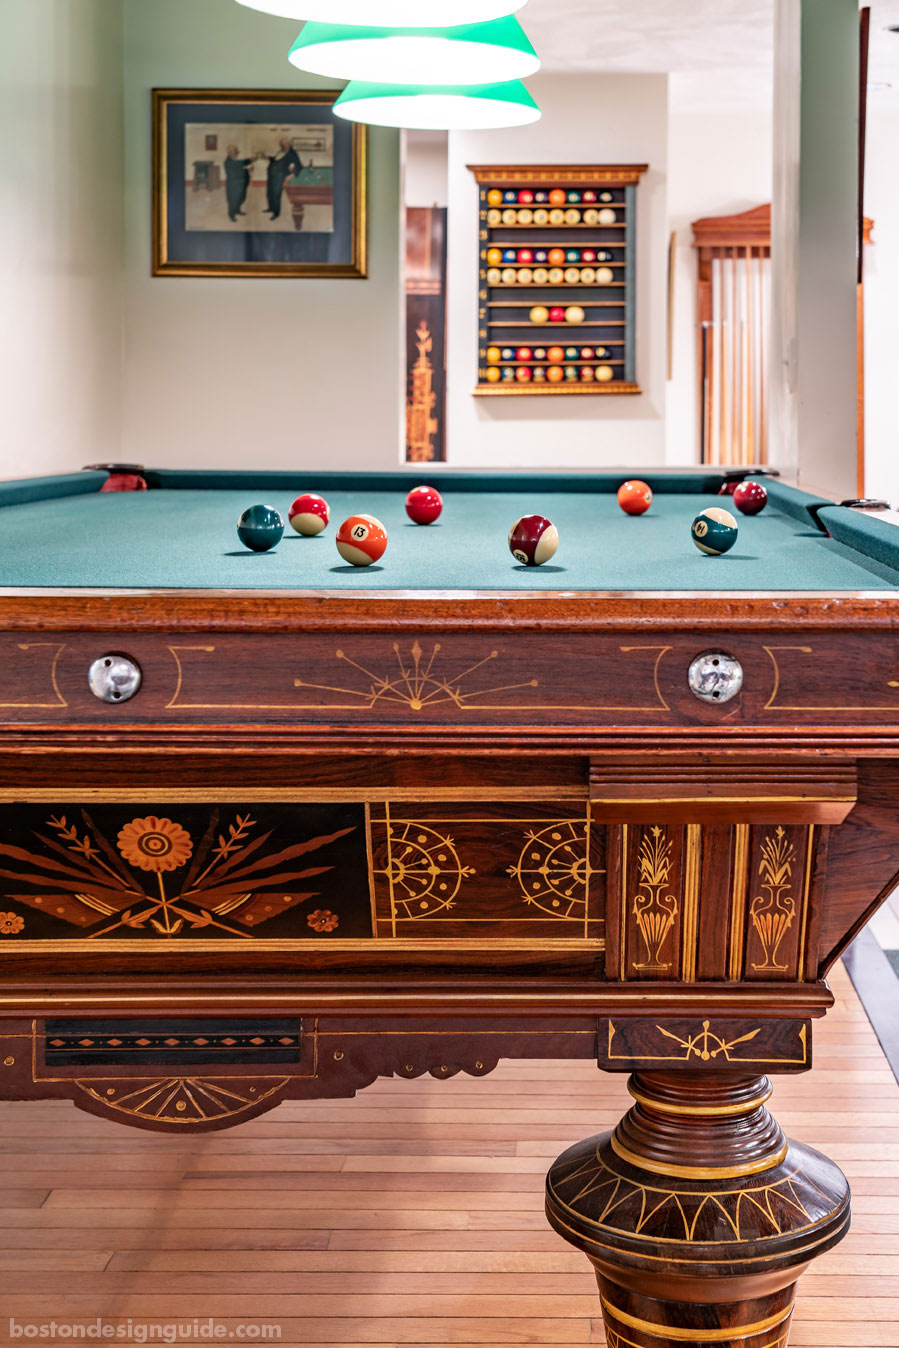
[153,89,367,278]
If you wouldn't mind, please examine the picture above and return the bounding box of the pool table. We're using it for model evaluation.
[2,465,899,1347]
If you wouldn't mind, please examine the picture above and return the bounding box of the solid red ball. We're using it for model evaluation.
[549,306,566,323]
[405,485,443,525]
[517,189,534,204]
[516,248,533,264]
[617,480,653,516]
[516,347,532,361]
[732,480,768,515]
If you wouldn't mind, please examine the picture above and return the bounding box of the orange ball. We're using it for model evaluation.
[336,514,387,567]
[617,480,653,515]
[547,365,564,383]
[548,188,567,206]
[547,345,565,362]
[487,189,503,206]
[548,248,566,266]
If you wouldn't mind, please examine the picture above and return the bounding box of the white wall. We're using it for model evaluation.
[404,131,449,209]
[863,99,899,504]
[0,1,124,480]
[666,72,773,465]
[445,72,669,468]
[121,0,402,471]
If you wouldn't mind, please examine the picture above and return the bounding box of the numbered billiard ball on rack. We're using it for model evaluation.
[288,492,330,536]
[517,189,534,204]
[336,514,388,566]
[237,504,284,553]
[405,485,443,525]
[548,188,566,206]
[733,481,768,514]
[508,514,559,566]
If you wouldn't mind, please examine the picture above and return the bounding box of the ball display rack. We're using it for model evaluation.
[469,163,647,396]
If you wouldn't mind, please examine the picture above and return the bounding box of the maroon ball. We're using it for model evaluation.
[732,481,768,515]
[405,484,443,525]
[508,514,559,567]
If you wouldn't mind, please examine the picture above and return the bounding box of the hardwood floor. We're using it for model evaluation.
[0,961,896,1347]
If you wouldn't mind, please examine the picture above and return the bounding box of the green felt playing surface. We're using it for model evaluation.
[2,475,899,591]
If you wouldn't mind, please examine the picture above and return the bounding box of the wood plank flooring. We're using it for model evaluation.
[0,961,896,1346]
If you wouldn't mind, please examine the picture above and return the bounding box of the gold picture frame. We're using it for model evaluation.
[153,88,367,278]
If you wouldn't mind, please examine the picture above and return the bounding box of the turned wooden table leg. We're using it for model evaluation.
[546,1071,850,1347]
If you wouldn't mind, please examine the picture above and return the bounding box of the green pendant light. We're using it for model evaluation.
[236,0,527,22]
[288,16,539,85]
[332,79,541,130]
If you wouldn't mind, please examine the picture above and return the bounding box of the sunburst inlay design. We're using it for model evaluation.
[377,821,475,920]
[294,641,538,712]
[76,1075,289,1124]
[507,820,593,919]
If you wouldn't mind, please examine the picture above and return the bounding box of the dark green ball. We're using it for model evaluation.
[691,507,738,556]
[237,503,284,552]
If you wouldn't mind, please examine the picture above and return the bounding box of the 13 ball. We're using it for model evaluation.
[336,514,388,566]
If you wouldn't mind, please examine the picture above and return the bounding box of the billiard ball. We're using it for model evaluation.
[596,267,614,284]
[564,366,578,381]
[502,209,517,224]
[580,346,594,359]
[517,248,533,264]
[596,346,610,358]
[617,480,653,515]
[691,506,738,556]
[503,190,517,203]
[486,248,502,265]
[502,267,517,284]
[533,368,546,382]
[487,189,503,206]
[733,481,768,515]
[580,366,595,382]
[547,345,564,362]
[549,306,566,322]
[533,209,549,225]
[567,190,581,204]
[405,485,443,525]
[501,347,515,360]
[598,251,612,261]
[547,365,564,383]
[517,268,533,284]
[288,492,330,536]
[565,305,585,323]
[566,249,580,263]
[502,249,517,262]
[582,208,599,225]
[564,267,580,284]
[548,268,565,284]
[549,209,565,225]
[501,368,515,381]
[548,248,565,266]
[534,249,548,263]
[515,366,532,382]
[486,346,501,363]
[487,210,501,225]
[486,268,501,284]
[534,190,548,203]
[596,365,614,382]
[485,367,501,382]
[237,504,284,552]
[598,208,616,225]
[600,192,613,202]
[517,189,534,204]
[582,189,597,203]
[565,209,581,224]
[516,346,533,361]
[336,514,387,566]
[517,209,533,224]
[533,347,546,360]
[581,248,596,263]
[564,346,578,359]
[548,188,566,206]
[509,514,559,566]
[532,267,548,284]
[529,306,549,324]
[579,267,596,283]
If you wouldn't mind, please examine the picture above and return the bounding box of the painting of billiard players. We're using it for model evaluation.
[184,122,334,233]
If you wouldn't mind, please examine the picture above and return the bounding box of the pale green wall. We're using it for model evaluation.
[121,0,402,469]
[0,0,124,478]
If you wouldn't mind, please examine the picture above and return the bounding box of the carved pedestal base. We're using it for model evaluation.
[546,1071,850,1348]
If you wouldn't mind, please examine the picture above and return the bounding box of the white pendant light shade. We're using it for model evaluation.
[333,79,541,131]
[236,0,527,23]
[288,17,539,86]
